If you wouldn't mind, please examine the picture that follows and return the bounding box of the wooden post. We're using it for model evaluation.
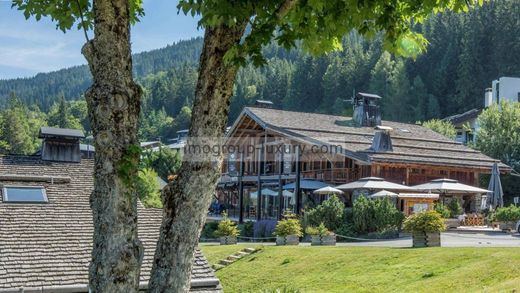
[238,153,244,224]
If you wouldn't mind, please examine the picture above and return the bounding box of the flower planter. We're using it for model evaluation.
[498,222,515,232]
[219,236,237,245]
[444,218,460,229]
[310,234,336,246]
[276,235,299,246]
[412,232,441,247]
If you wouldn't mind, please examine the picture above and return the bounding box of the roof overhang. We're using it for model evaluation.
[225,108,370,164]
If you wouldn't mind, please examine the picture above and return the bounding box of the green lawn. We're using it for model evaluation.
[200,245,520,292]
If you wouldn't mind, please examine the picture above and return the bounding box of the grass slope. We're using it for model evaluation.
[200,245,520,292]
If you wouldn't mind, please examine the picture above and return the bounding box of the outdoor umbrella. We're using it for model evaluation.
[411,178,490,194]
[369,189,398,198]
[486,163,504,209]
[336,177,413,191]
[283,179,329,190]
[250,189,294,198]
[313,186,344,195]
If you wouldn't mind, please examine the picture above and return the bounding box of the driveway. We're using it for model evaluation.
[334,232,520,247]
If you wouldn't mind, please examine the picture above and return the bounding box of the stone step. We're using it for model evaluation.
[212,264,225,271]
[219,259,234,266]
[242,247,256,253]
[227,255,242,261]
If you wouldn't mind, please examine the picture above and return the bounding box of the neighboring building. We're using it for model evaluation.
[446,76,520,144]
[0,128,221,292]
[490,76,520,105]
[216,94,510,222]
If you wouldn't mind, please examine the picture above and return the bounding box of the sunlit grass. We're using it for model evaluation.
[200,245,520,292]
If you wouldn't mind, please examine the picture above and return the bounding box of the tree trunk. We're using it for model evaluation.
[148,23,247,292]
[82,0,143,291]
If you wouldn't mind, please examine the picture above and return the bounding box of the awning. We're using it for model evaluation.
[283,179,329,190]
[398,193,440,199]
[411,178,490,194]
[336,177,413,191]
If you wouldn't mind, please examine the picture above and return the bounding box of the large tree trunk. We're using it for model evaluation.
[148,22,247,292]
[82,0,143,291]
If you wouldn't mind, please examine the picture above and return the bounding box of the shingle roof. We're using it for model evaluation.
[0,155,221,292]
[443,108,483,125]
[240,107,509,171]
[39,127,85,139]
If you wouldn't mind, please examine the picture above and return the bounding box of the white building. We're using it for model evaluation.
[446,76,520,144]
[488,77,520,106]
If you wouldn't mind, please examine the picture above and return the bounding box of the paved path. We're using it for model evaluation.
[202,232,520,248]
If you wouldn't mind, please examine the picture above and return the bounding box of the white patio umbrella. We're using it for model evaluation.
[250,189,294,198]
[313,186,344,195]
[369,190,398,198]
[336,177,413,191]
[411,178,490,194]
[486,163,504,209]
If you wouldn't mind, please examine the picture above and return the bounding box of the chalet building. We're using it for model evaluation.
[0,127,221,292]
[217,94,510,222]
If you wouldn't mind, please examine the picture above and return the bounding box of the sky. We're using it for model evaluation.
[0,0,202,80]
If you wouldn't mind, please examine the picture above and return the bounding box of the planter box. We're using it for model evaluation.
[498,222,515,232]
[445,218,461,228]
[219,236,237,245]
[276,235,299,246]
[311,235,337,246]
[412,232,441,247]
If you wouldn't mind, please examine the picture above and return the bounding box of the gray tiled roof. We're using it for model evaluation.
[39,127,85,139]
[242,107,509,171]
[0,155,221,292]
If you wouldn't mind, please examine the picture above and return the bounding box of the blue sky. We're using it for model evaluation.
[0,0,202,80]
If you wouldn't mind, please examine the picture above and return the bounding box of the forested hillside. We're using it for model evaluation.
[1,0,520,142]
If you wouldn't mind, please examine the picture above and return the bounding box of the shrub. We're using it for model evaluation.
[403,211,447,233]
[200,222,219,239]
[495,205,520,222]
[352,196,404,234]
[434,203,451,218]
[274,213,303,237]
[240,221,254,237]
[447,199,463,218]
[305,223,333,236]
[306,195,345,232]
[214,212,240,237]
[253,220,277,239]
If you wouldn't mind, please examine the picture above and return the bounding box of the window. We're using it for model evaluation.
[413,203,429,213]
[2,186,48,203]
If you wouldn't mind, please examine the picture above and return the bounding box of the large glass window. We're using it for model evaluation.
[2,186,48,203]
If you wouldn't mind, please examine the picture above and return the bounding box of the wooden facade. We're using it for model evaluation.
[214,106,507,222]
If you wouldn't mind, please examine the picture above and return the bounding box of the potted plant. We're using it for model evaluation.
[214,212,240,245]
[403,211,446,247]
[306,223,336,246]
[274,213,303,245]
[495,205,520,231]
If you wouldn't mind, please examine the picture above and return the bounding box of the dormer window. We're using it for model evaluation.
[2,186,48,203]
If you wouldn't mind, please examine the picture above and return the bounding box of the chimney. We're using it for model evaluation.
[353,92,382,127]
[484,88,493,107]
[254,100,274,109]
[370,126,393,152]
[39,127,85,162]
